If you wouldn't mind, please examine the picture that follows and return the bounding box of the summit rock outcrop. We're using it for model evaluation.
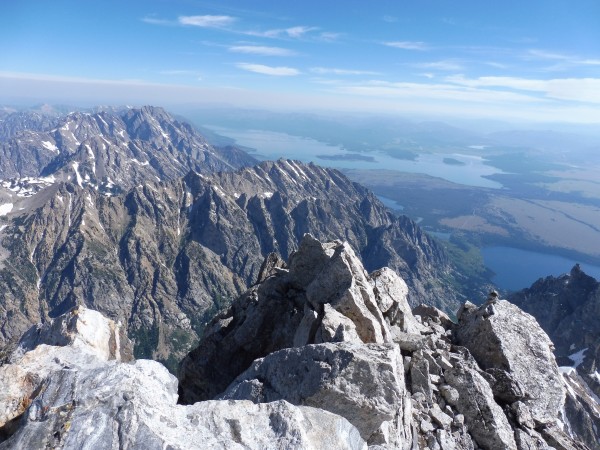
[0,236,596,449]
[179,235,595,449]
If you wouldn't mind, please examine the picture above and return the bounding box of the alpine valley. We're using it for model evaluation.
[0,105,598,449]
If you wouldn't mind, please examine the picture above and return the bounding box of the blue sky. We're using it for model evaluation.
[1,0,600,122]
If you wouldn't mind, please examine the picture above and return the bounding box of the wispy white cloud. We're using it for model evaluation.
[310,67,380,76]
[143,15,329,42]
[445,75,600,103]
[486,62,508,69]
[383,41,428,51]
[524,49,600,71]
[159,70,202,76]
[526,49,571,61]
[236,63,300,76]
[414,60,464,71]
[334,79,546,105]
[141,16,175,26]
[382,15,398,23]
[3,71,600,123]
[319,32,342,42]
[309,77,345,86]
[247,25,318,39]
[229,45,296,56]
[178,15,237,28]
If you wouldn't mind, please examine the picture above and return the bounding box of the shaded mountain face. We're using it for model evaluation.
[510,264,599,358]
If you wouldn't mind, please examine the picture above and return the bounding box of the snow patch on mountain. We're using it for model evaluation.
[72,161,83,187]
[41,140,58,153]
[0,203,13,216]
[569,348,588,367]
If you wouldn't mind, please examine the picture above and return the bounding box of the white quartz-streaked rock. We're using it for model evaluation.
[1,306,125,430]
[0,307,366,450]
[10,306,126,362]
[3,359,365,450]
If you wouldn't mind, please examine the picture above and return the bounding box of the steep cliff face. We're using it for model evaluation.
[1,237,595,449]
[509,265,599,358]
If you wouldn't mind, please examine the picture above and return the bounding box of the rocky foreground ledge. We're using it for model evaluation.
[1,235,598,449]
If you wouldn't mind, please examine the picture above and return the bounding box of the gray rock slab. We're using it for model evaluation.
[220,342,405,442]
[445,362,517,450]
[455,300,565,426]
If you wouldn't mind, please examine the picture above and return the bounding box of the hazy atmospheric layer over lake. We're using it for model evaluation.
[206,126,504,189]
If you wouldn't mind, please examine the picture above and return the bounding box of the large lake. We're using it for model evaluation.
[482,246,600,291]
[207,127,503,189]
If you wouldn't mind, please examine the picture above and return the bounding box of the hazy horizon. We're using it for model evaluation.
[2,1,600,125]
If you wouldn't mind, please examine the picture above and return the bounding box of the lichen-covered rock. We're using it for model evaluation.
[220,342,405,443]
[454,300,565,426]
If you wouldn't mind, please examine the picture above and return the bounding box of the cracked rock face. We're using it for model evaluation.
[177,234,397,404]
[220,342,405,442]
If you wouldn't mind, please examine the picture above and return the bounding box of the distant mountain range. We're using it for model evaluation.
[0,106,460,368]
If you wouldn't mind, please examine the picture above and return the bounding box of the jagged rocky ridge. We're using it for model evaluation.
[1,235,597,449]
[510,264,600,367]
[0,155,455,368]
